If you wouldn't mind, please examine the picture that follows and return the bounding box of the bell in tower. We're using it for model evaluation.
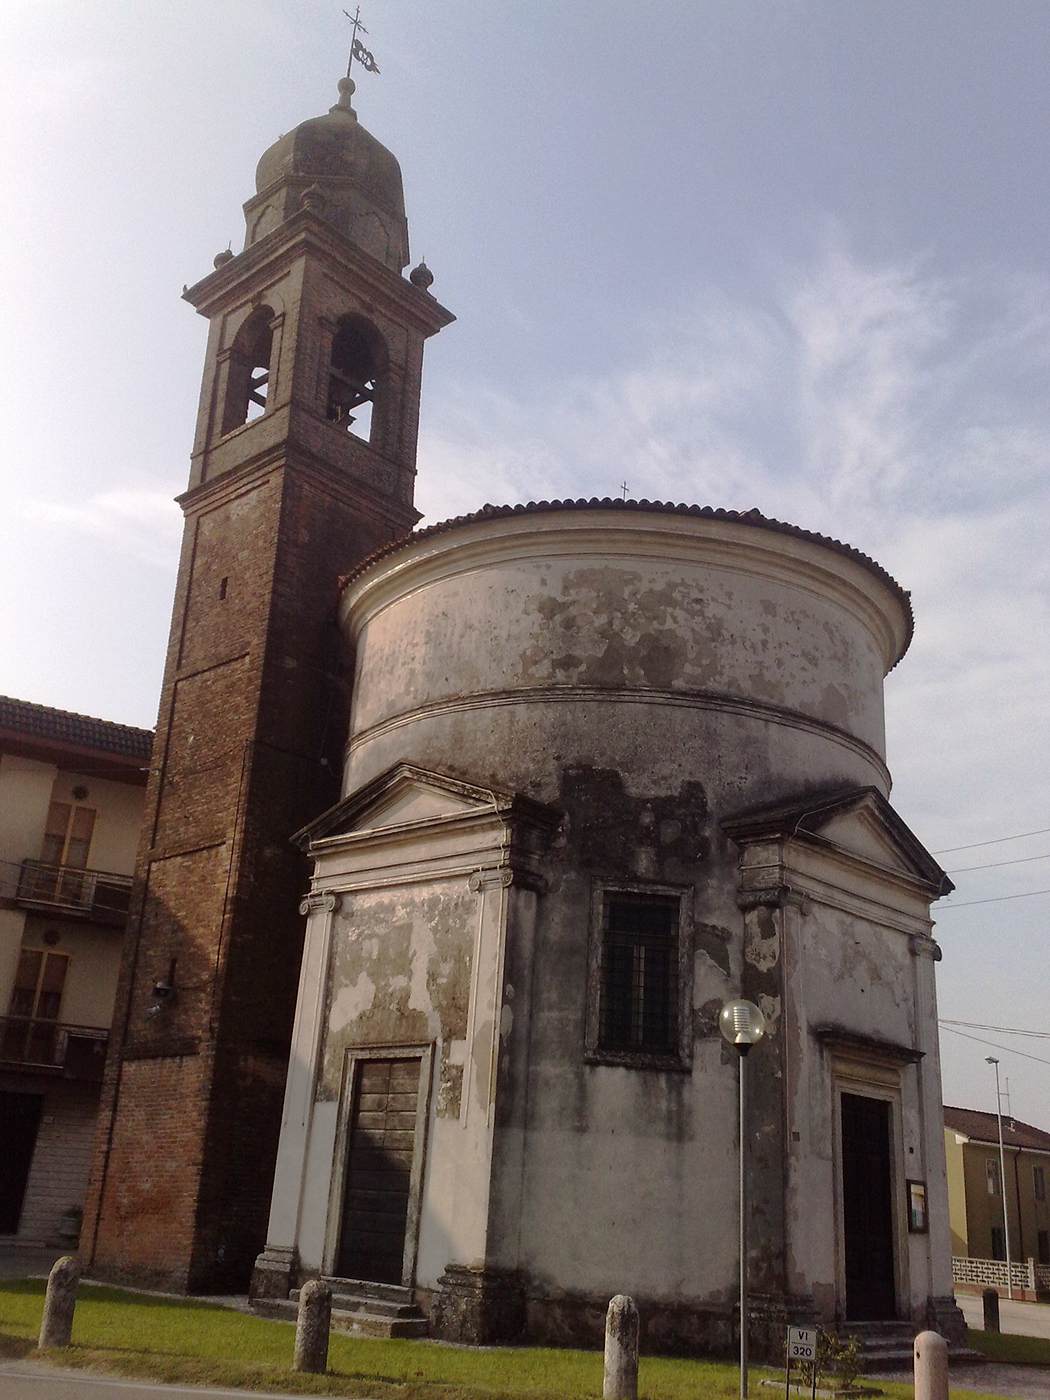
[81,73,453,1293]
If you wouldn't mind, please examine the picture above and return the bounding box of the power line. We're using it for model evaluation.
[939,1024,1050,1068]
[933,826,1050,855]
[940,1018,1050,1041]
[948,851,1050,875]
[936,887,1050,910]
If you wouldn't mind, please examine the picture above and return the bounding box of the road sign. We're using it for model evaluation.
[786,1326,816,1362]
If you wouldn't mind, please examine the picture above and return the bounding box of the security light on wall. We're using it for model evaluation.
[145,959,178,1019]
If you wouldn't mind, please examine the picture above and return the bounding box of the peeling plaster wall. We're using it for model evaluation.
[319,510,942,1323]
[295,876,507,1285]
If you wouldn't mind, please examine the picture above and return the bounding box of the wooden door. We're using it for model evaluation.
[0,1093,43,1233]
[841,1092,896,1319]
[336,1057,421,1283]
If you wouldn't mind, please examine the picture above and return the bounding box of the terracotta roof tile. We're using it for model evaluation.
[944,1104,1050,1152]
[338,499,914,665]
[0,695,153,763]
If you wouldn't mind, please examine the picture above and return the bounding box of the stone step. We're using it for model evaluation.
[325,1276,414,1305]
[328,1293,422,1319]
[252,1294,428,1341]
[332,1309,428,1340]
[289,1286,417,1318]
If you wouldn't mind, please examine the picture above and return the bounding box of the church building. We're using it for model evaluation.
[82,70,965,1356]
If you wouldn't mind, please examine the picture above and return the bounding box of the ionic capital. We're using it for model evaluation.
[299,890,341,917]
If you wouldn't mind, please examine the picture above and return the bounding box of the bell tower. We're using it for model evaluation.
[83,76,453,1291]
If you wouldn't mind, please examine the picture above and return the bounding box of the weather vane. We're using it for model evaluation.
[343,6,381,79]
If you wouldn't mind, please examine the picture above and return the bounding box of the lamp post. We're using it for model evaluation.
[720,998,767,1400]
[986,1056,1013,1300]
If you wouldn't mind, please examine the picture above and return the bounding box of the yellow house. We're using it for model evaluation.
[0,696,150,1247]
[944,1104,1050,1300]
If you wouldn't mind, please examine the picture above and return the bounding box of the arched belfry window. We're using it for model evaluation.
[222,307,275,434]
[327,317,385,443]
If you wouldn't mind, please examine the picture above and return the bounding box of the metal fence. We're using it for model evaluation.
[14,858,132,920]
[0,1015,108,1080]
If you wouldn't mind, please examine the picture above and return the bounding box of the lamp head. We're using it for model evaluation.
[985,1056,999,1066]
[719,998,766,1053]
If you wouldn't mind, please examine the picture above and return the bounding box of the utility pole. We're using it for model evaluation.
[986,1056,1013,1300]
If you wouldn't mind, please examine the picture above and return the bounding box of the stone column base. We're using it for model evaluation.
[430,1265,525,1344]
[926,1294,967,1346]
[250,1246,296,1301]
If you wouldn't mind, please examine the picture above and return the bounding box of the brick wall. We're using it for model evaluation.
[84,459,418,1292]
[83,198,449,1293]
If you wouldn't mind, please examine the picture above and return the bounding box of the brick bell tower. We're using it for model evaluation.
[82,74,453,1291]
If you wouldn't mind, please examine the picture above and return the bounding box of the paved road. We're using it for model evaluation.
[0,1361,324,1400]
[957,1290,1050,1341]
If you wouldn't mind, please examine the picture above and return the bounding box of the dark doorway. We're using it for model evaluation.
[0,1092,43,1234]
[336,1057,421,1283]
[841,1092,896,1319]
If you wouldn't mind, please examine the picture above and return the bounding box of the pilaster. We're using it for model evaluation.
[251,890,341,1300]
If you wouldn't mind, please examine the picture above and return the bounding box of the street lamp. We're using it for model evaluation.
[720,998,767,1400]
[986,1057,1013,1300]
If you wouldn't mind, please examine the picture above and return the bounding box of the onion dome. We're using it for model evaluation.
[244,78,410,272]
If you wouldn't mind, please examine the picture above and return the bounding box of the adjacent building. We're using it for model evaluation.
[0,696,150,1247]
[944,1104,1050,1298]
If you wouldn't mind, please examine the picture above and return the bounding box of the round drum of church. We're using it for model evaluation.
[256,497,962,1352]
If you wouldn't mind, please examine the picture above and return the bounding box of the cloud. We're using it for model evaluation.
[417,236,1050,1119]
[23,489,182,568]
[418,236,1050,855]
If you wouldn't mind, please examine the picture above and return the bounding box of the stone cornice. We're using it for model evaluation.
[813,1024,924,1065]
[339,509,909,675]
[344,683,891,789]
[183,210,453,337]
[177,441,420,530]
[340,502,912,670]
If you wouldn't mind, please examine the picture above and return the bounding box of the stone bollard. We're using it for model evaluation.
[293,1279,332,1375]
[913,1330,948,1400]
[604,1294,639,1400]
[38,1255,80,1349]
[982,1286,1000,1333]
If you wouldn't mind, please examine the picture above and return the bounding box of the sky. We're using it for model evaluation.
[1,2,1048,1126]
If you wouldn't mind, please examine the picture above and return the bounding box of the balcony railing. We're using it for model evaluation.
[15,859,132,923]
[0,1015,108,1081]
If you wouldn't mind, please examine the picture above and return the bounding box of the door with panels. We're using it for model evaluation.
[331,1047,431,1285]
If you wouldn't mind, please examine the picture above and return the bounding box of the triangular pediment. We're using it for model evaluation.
[294,762,556,849]
[723,786,952,896]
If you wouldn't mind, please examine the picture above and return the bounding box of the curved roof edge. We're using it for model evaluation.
[339,498,915,665]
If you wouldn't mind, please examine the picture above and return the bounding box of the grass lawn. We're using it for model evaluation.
[966,1327,1050,1367]
[0,1280,1020,1400]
